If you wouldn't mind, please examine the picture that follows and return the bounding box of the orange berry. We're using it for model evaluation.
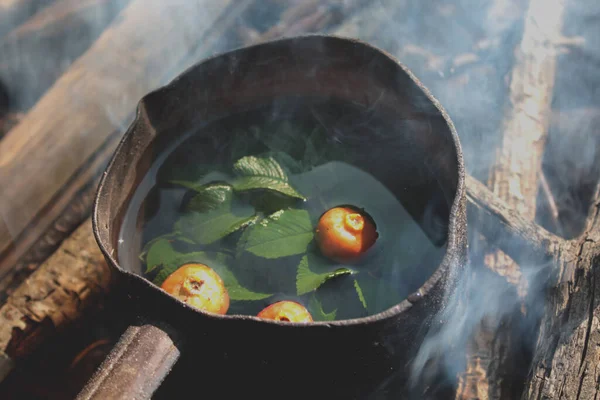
[257,301,313,323]
[315,206,378,263]
[161,263,229,315]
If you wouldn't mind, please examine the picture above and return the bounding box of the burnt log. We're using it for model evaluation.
[0,219,111,382]
[457,0,566,396]
[523,183,600,399]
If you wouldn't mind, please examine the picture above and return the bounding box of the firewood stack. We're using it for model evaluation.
[0,0,599,398]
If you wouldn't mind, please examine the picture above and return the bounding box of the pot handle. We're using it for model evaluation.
[75,324,180,400]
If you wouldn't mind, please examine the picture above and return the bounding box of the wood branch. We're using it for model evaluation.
[0,0,240,285]
[524,181,600,399]
[466,174,567,264]
[457,0,566,398]
[0,218,111,382]
[0,0,55,38]
[0,0,131,110]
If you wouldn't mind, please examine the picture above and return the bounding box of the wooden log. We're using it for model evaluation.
[0,0,131,111]
[523,186,600,399]
[0,0,238,286]
[466,175,567,265]
[0,218,111,382]
[456,0,566,397]
[0,0,55,38]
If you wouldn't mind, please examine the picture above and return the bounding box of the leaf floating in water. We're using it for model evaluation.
[176,210,258,246]
[296,255,355,295]
[237,209,314,259]
[185,182,234,212]
[176,181,258,245]
[144,238,178,273]
[232,155,306,200]
[215,264,272,301]
[308,295,337,322]
[249,191,298,215]
[354,279,367,310]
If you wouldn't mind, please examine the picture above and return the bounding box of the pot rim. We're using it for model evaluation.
[92,34,466,327]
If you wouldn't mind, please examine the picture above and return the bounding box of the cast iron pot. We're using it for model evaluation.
[78,35,467,400]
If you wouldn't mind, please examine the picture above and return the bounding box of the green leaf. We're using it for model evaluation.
[139,232,179,261]
[216,265,272,301]
[249,191,298,215]
[186,182,233,212]
[354,279,367,310]
[296,255,355,295]
[145,239,176,273]
[232,156,306,200]
[237,209,314,259]
[308,295,337,321]
[176,209,258,245]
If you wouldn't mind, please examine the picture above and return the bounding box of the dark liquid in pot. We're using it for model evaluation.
[118,98,448,320]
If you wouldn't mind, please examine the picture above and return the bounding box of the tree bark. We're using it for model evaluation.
[456,0,566,398]
[0,218,111,382]
[523,183,600,399]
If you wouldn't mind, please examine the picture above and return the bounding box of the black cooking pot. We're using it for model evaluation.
[78,35,467,400]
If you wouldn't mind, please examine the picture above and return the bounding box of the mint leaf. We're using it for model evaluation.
[308,295,337,321]
[176,180,258,245]
[145,240,172,272]
[144,238,178,273]
[176,209,258,245]
[296,255,355,295]
[354,279,367,310]
[215,265,272,301]
[140,232,179,261]
[237,209,314,259]
[250,191,298,215]
[186,182,233,212]
[232,156,306,200]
